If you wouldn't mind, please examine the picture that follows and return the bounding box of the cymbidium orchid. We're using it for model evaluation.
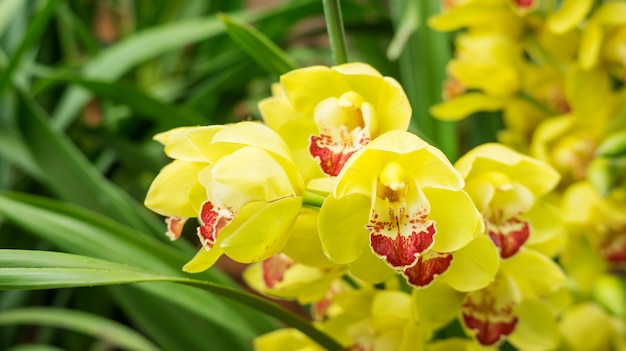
[258,62,411,181]
[318,130,495,289]
[144,121,305,271]
[254,288,427,351]
[450,143,565,347]
[455,143,562,258]
[561,182,626,268]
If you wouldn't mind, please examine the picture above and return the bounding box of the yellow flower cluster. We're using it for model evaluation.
[144,3,626,343]
[430,0,626,349]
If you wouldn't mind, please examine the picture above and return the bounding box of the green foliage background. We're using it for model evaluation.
[0,0,494,349]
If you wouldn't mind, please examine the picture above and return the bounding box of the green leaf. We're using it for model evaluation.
[0,0,62,95]
[45,77,207,128]
[0,191,274,344]
[51,3,316,130]
[219,13,297,76]
[0,250,343,351]
[0,308,161,351]
[16,91,156,233]
[0,0,24,37]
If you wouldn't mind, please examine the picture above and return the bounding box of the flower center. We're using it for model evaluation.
[309,91,374,176]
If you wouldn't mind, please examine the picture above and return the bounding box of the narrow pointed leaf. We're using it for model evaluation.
[0,0,62,95]
[220,13,297,76]
[0,308,161,351]
[0,250,343,351]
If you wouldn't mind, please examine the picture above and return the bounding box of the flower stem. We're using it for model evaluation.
[322,0,348,64]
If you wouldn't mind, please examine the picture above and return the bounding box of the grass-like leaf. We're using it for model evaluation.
[220,13,298,76]
[0,0,62,95]
[0,250,344,351]
[0,308,161,351]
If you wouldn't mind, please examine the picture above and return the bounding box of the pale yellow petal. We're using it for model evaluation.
[348,247,397,284]
[182,246,223,273]
[439,235,500,292]
[412,279,464,332]
[318,194,371,264]
[280,66,350,116]
[508,298,559,350]
[220,197,302,263]
[500,248,565,297]
[546,0,594,34]
[430,93,508,121]
[426,188,479,252]
[144,160,207,217]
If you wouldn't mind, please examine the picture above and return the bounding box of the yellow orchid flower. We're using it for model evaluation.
[578,2,626,73]
[455,143,561,258]
[319,130,494,289]
[449,143,567,347]
[561,181,626,267]
[258,62,411,179]
[430,31,521,121]
[428,0,524,36]
[144,122,305,271]
[546,0,593,35]
[255,288,428,351]
[559,302,626,351]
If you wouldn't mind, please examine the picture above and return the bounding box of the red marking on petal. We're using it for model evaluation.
[403,252,453,287]
[196,201,234,250]
[309,129,370,177]
[462,313,518,346]
[165,216,188,241]
[261,254,295,289]
[514,0,535,8]
[487,217,529,259]
[369,221,436,268]
[601,225,626,264]
[461,282,519,346]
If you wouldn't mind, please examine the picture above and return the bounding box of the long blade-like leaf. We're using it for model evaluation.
[51,2,317,130]
[0,308,161,351]
[16,90,157,234]
[220,13,297,76]
[0,0,62,95]
[0,191,274,342]
[0,250,343,351]
[43,77,207,128]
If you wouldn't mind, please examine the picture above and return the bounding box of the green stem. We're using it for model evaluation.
[322,0,348,64]
[302,190,327,208]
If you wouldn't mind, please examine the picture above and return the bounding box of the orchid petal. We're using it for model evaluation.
[191,121,294,165]
[455,143,560,196]
[280,66,350,116]
[500,248,565,297]
[461,274,521,347]
[508,298,559,351]
[348,247,396,284]
[258,95,303,131]
[220,197,302,263]
[319,194,370,264]
[182,246,224,273]
[282,208,336,268]
[333,62,383,76]
[402,251,453,288]
[426,188,478,252]
[439,235,499,292]
[144,160,207,217]
[412,279,464,332]
[430,93,507,121]
[206,146,297,207]
[547,0,594,34]
[277,119,325,181]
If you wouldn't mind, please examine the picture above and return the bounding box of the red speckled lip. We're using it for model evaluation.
[196,200,234,250]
